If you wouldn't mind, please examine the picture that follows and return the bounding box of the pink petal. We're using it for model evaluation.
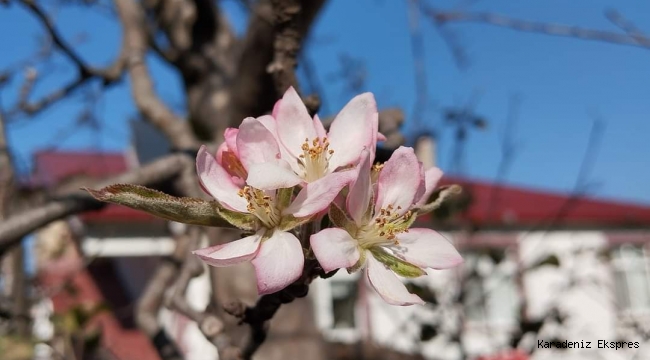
[366,254,424,306]
[284,170,356,218]
[215,141,229,165]
[193,232,262,267]
[415,167,444,207]
[310,228,361,273]
[251,231,304,295]
[257,115,278,137]
[257,114,300,173]
[224,128,239,157]
[246,162,303,190]
[327,93,378,170]
[390,229,463,269]
[272,99,282,118]
[217,127,240,165]
[236,117,281,170]
[196,146,248,212]
[275,87,316,158]
[375,146,424,217]
[313,114,327,139]
[346,150,372,225]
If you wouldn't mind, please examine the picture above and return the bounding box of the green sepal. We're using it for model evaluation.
[276,187,294,211]
[84,184,257,231]
[328,202,356,234]
[346,249,366,274]
[369,247,426,278]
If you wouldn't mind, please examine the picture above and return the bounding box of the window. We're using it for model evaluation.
[331,279,359,329]
[612,244,650,314]
[312,271,362,342]
[462,251,520,326]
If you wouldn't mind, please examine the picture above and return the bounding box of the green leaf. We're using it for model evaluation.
[369,247,426,278]
[278,214,313,231]
[416,184,463,215]
[84,184,256,231]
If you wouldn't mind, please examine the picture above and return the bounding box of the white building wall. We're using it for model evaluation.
[312,230,649,360]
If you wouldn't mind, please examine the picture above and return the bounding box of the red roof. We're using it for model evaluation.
[30,151,650,228]
[437,176,650,228]
[39,250,160,360]
[32,151,129,187]
[30,151,157,223]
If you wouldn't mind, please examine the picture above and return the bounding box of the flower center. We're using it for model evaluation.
[297,137,334,182]
[356,205,413,248]
[237,186,281,228]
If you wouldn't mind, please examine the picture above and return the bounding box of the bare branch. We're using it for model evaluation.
[0,94,14,220]
[224,258,322,360]
[0,153,192,253]
[0,87,30,336]
[13,0,126,117]
[426,7,650,50]
[115,0,199,149]
[19,0,90,73]
[137,233,186,360]
[165,228,242,360]
[605,9,647,41]
[229,0,327,127]
[268,0,301,95]
[407,0,428,130]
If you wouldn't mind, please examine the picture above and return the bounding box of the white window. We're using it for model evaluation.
[462,251,519,327]
[612,244,650,314]
[312,271,362,343]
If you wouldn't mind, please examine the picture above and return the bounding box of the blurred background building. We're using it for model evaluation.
[27,133,650,360]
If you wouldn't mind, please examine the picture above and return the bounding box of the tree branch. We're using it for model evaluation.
[19,0,90,73]
[0,153,192,253]
[15,0,126,116]
[426,8,650,49]
[115,0,199,149]
[229,0,326,127]
[0,91,14,220]
[165,228,242,360]
[268,0,301,95]
[224,258,322,360]
[136,233,187,360]
[0,87,29,336]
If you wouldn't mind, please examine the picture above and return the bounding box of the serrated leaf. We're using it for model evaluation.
[416,184,463,215]
[84,184,256,231]
[369,247,426,278]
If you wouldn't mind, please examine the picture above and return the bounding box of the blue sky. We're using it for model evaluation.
[1,0,649,205]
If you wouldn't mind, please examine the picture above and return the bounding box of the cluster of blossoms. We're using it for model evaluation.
[193,87,462,305]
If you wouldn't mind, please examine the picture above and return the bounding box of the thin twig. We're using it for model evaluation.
[114,0,199,150]
[425,7,650,50]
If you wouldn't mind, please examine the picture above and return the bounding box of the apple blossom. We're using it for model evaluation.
[193,114,355,295]
[310,147,463,305]
[245,87,380,195]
